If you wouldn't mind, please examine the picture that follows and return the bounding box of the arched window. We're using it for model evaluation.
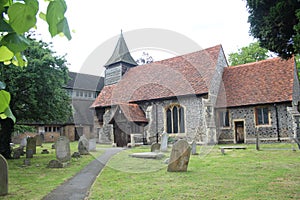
[166,105,185,133]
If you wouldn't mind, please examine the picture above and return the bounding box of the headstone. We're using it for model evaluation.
[191,140,197,155]
[160,132,168,152]
[26,149,33,158]
[78,135,89,155]
[20,137,27,148]
[47,160,63,168]
[167,140,191,172]
[55,136,71,163]
[88,138,97,152]
[26,137,37,154]
[0,154,8,196]
[151,143,161,152]
[34,134,43,146]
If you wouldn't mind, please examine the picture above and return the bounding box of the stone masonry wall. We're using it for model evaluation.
[217,103,293,143]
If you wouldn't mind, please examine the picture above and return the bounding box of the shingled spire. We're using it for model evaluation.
[104,31,137,68]
[104,31,137,86]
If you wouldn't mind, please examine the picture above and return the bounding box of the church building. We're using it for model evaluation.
[91,32,300,146]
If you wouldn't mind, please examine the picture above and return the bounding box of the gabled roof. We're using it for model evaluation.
[91,45,223,108]
[109,103,148,124]
[216,57,295,108]
[66,72,104,91]
[104,32,137,67]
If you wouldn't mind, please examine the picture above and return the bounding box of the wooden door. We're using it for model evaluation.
[235,121,244,143]
[113,123,130,147]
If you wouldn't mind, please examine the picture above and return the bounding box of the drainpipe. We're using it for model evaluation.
[274,104,280,142]
[155,103,159,143]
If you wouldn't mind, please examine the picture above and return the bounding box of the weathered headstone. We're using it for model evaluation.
[23,159,31,166]
[26,149,33,158]
[20,137,27,148]
[167,140,191,172]
[160,132,168,152]
[26,137,37,154]
[0,154,8,196]
[47,160,63,168]
[151,143,161,152]
[34,134,43,146]
[78,135,89,155]
[55,136,71,163]
[88,138,97,152]
[191,140,197,155]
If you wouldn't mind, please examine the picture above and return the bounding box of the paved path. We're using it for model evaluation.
[42,148,123,200]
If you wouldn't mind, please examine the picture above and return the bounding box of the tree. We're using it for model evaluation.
[228,42,269,66]
[0,0,71,158]
[136,52,154,65]
[0,36,72,124]
[246,0,300,59]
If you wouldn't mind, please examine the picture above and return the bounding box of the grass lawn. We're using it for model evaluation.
[3,142,104,200]
[89,143,300,200]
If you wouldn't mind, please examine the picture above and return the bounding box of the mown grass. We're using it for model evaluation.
[2,142,104,200]
[89,143,300,200]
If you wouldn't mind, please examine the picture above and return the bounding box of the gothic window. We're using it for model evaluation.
[218,110,230,127]
[255,107,269,125]
[166,105,185,133]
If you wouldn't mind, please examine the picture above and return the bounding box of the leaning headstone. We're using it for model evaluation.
[20,137,27,148]
[34,135,43,146]
[55,136,71,163]
[167,140,191,172]
[160,132,168,152]
[151,143,161,152]
[26,137,37,154]
[88,138,97,152]
[78,135,89,155]
[26,149,33,158]
[0,154,8,196]
[191,140,198,155]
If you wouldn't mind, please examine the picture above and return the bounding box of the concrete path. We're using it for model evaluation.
[42,148,123,200]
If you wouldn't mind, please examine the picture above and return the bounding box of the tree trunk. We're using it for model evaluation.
[0,118,14,159]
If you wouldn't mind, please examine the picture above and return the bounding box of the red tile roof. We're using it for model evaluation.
[91,45,222,108]
[216,57,295,108]
[109,103,148,123]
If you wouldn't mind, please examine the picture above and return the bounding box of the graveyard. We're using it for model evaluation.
[0,140,299,199]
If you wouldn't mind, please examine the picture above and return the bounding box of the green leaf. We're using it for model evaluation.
[1,33,30,54]
[0,18,13,32]
[0,45,13,61]
[0,81,6,90]
[0,106,16,123]
[57,17,71,40]
[0,90,10,113]
[46,0,69,38]
[8,1,38,34]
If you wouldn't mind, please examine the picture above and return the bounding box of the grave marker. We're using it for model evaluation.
[0,154,8,196]
[167,140,191,172]
[160,132,168,152]
[191,140,197,155]
[78,135,89,155]
[26,137,36,154]
[55,136,71,163]
[151,143,161,152]
[88,138,97,152]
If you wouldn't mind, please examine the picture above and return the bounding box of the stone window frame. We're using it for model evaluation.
[217,109,230,129]
[164,104,186,134]
[254,106,271,127]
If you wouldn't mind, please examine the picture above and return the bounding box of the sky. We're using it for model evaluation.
[37,0,255,75]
